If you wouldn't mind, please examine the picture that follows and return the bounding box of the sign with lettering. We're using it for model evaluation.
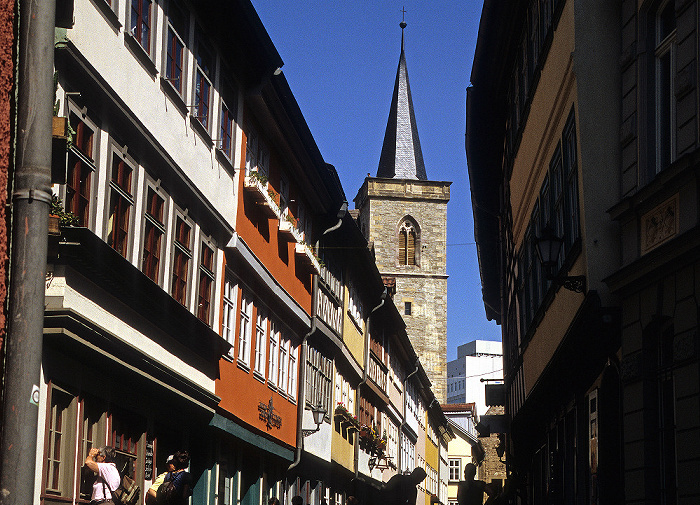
[144,440,154,480]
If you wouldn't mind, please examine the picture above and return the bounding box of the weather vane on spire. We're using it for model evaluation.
[400,6,407,29]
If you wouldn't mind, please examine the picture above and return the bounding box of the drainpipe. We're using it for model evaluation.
[289,202,348,473]
[0,2,56,505]
[354,288,387,479]
[288,309,316,473]
[398,360,420,474]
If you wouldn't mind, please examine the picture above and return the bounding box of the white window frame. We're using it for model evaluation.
[448,458,461,482]
[268,319,279,387]
[140,177,168,286]
[654,0,677,173]
[237,290,253,367]
[105,143,137,259]
[192,25,214,132]
[126,0,155,59]
[170,207,194,308]
[222,274,237,358]
[278,335,289,396]
[254,308,267,377]
[162,0,190,98]
[288,343,298,401]
[196,234,216,325]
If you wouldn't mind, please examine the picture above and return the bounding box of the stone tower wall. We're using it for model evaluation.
[357,178,450,402]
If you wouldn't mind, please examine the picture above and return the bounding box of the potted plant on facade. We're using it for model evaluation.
[243,170,269,202]
[278,213,301,241]
[49,194,79,235]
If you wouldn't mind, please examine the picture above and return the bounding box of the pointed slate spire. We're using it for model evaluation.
[376,20,427,180]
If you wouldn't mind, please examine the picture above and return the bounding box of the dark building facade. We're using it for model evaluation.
[467,1,700,504]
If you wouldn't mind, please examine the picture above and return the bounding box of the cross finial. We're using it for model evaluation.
[400,6,407,28]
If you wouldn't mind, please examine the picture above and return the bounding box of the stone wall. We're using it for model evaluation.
[358,178,450,401]
[0,0,15,363]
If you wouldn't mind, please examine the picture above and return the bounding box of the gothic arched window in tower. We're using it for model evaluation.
[398,219,419,266]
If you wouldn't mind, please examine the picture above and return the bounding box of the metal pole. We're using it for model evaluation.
[0,0,56,503]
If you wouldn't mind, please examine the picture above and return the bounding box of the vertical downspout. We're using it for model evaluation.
[399,361,420,473]
[0,1,56,504]
[354,288,387,479]
[288,202,348,473]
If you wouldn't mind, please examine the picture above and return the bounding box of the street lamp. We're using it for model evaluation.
[302,402,327,436]
[535,226,586,293]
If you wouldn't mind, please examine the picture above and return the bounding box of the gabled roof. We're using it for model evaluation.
[376,23,427,181]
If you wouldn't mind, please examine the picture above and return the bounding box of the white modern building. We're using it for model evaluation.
[446,340,502,415]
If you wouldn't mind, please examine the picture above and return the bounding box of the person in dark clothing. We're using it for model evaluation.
[382,467,427,505]
[456,463,486,505]
[159,450,192,505]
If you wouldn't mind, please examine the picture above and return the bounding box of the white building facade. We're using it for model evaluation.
[446,340,502,416]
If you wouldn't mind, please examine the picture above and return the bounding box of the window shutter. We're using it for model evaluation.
[399,230,407,265]
[408,231,415,265]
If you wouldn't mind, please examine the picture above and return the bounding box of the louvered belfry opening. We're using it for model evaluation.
[399,221,417,266]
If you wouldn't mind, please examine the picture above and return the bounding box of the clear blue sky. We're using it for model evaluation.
[250,1,501,360]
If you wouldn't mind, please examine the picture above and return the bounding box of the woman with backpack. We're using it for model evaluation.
[156,450,192,505]
[84,446,120,504]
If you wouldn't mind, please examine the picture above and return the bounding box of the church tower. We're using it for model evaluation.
[354,21,450,402]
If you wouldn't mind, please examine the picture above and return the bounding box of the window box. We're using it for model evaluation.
[244,174,268,201]
[279,217,303,242]
[295,242,321,273]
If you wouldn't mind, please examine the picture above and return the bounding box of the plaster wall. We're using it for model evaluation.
[45,265,215,393]
[67,0,239,227]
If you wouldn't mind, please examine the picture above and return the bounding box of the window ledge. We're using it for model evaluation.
[215,147,236,176]
[253,370,266,383]
[160,77,189,116]
[236,359,251,373]
[95,1,121,30]
[124,31,158,77]
[221,352,234,363]
[190,116,214,148]
[347,310,363,333]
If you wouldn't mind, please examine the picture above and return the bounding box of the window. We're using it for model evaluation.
[398,220,418,266]
[401,433,415,473]
[219,81,238,158]
[278,336,289,394]
[347,282,363,329]
[518,110,580,336]
[222,275,237,357]
[307,347,332,415]
[197,241,215,323]
[107,149,135,257]
[404,301,411,315]
[110,409,144,479]
[45,388,75,495]
[654,0,676,173]
[562,112,580,250]
[193,27,213,130]
[171,216,192,306]
[268,319,279,386]
[238,291,253,366]
[164,0,188,95]
[449,459,461,481]
[288,344,298,400]
[279,175,289,218]
[130,0,152,54]
[67,112,96,226]
[254,308,267,375]
[142,186,166,283]
[386,419,399,463]
[245,125,269,179]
